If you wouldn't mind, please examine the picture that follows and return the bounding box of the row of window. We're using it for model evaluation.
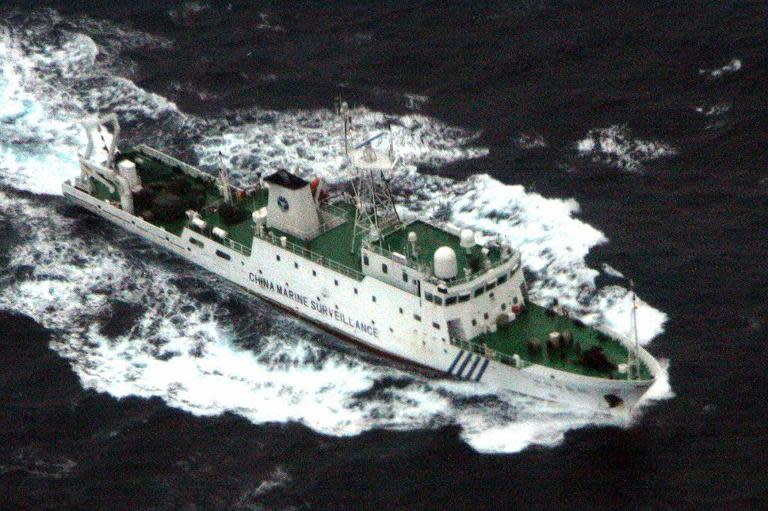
[363,254,412,283]
[280,252,444,330]
[424,272,513,306]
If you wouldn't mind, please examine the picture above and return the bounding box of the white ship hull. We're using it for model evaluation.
[63,183,661,414]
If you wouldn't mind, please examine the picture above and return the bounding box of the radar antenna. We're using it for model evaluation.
[217,151,233,205]
[340,105,401,253]
[627,281,641,380]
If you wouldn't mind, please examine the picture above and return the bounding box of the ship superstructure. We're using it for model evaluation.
[62,110,661,413]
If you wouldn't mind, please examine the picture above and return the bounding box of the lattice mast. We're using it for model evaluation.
[627,282,641,380]
[337,99,401,253]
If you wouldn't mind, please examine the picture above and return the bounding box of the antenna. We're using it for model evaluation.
[347,124,402,253]
[627,280,640,380]
[217,151,233,204]
[337,94,351,158]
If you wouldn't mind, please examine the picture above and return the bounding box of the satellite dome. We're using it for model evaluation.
[433,246,458,279]
[460,229,475,249]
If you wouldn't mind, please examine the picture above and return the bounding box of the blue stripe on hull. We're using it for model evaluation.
[447,350,464,373]
[474,359,490,382]
[464,355,481,380]
[455,352,473,378]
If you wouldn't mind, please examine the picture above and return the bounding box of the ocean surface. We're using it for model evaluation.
[0,2,766,509]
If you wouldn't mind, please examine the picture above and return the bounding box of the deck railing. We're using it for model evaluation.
[440,251,520,288]
[364,242,423,272]
[365,239,520,289]
[449,337,532,369]
[258,230,364,280]
[222,236,251,256]
[135,144,247,193]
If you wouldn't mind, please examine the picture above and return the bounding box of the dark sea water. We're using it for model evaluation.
[1,1,767,510]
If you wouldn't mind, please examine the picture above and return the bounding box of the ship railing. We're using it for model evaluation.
[222,237,251,256]
[257,230,364,280]
[449,337,533,369]
[135,144,247,193]
[317,203,349,233]
[363,242,423,272]
[440,251,520,288]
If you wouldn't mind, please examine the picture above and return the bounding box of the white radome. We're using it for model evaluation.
[460,229,475,250]
[434,246,458,279]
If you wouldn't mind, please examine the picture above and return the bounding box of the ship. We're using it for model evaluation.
[62,107,661,413]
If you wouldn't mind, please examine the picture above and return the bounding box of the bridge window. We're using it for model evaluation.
[382,263,388,274]
[501,303,507,311]
[497,274,508,285]
[402,271,408,282]
[432,322,440,330]
[294,262,299,269]
[425,292,434,302]
[215,250,231,261]
[474,287,485,297]
[486,282,496,291]
[372,296,377,303]
[414,314,421,321]
[312,269,317,276]
[354,288,358,294]
[513,296,519,304]
[446,296,458,306]
[190,237,203,248]
[399,307,403,314]
[276,254,281,261]
[459,294,470,303]
[471,319,477,326]
[433,296,443,306]
[363,255,369,266]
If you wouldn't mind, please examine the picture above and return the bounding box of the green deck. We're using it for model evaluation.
[269,201,363,272]
[463,303,651,379]
[85,148,651,380]
[377,220,501,276]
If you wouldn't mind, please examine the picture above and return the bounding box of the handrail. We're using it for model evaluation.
[223,236,250,256]
[449,337,532,369]
[258,230,364,280]
[364,242,423,272]
[365,240,518,289]
[442,252,520,288]
[135,144,247,193]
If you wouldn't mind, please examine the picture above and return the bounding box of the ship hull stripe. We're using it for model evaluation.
[464,355,481,380]
[455,351,473,378]
[447,350,464,374]
[475,359,490,382]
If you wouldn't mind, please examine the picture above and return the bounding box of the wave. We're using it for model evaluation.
[699,58,742,78]
[575,125,677,172]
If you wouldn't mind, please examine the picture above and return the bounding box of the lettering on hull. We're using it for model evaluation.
[249,273,378,338]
